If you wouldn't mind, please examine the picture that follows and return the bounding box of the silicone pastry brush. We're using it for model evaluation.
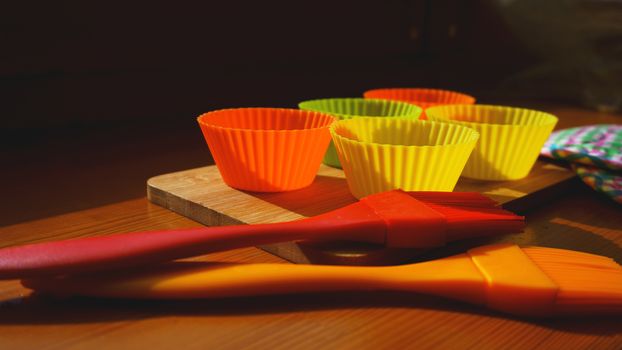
[0,190,524,279]
[22,244,622,317]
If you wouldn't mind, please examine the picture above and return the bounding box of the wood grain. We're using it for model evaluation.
[1,104,621,349]
[0,187,621,350]
[147,161,576,264]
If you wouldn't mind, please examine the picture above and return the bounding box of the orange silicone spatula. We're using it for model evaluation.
[22,244,622,317]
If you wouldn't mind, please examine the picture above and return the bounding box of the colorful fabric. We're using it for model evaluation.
[573,164,622,203]
[541,124,622,204]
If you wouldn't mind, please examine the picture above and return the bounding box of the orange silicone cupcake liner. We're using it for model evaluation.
[197,108,335,192]
[363,88,476,119]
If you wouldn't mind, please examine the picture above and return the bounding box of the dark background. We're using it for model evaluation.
[1,0,617,225]
[2,0,534,129]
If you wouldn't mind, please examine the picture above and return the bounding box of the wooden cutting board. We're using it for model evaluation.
[146,160,577,265]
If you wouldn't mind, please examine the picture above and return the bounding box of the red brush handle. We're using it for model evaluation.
[0,202,386,279]
[0,190,522,280]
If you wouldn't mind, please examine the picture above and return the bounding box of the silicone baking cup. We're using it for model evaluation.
[426,105,558,181]
[363,88,475,119]
[331,117,479,199]
[197,108,336,192]
[298,98,422,168]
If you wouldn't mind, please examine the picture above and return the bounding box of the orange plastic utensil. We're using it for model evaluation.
[23,244,622,317]
[363,88,475,119]
[197,108,335,192]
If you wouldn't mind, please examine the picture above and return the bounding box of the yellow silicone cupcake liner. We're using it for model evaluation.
[330,117,479,199]
[197,108,336,192]
[426,105,558,181]
[298,98,422,168]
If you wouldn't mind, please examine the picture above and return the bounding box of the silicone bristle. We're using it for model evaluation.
[523,247,622,315]
[409,192,525,239]
[408,192,499,208]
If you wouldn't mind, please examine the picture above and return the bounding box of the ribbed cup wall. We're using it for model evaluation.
[363,88,476,119]
[427,105,558,181]
[298,98,422,168]
[330,118,479,199]
[197,108,335,192]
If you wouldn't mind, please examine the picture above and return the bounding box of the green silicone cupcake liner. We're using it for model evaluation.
[299,98,422,168]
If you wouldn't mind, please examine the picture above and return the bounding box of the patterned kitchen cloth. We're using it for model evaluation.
[541,124,622,203]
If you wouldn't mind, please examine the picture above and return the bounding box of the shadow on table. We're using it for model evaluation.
[0,284,620,335]
[518,184,622,263]
[1,291,622,335]
[244,174,354,218]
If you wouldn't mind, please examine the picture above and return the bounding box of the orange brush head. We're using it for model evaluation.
[523,246,622,316]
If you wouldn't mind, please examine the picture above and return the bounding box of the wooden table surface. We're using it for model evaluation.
[1,104,621,349]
